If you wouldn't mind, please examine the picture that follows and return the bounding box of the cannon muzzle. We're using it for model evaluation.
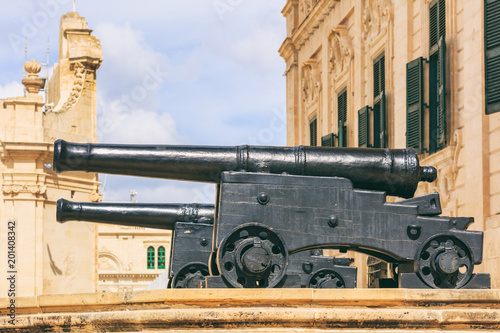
[53,140,437,198]
[57,199,214,230]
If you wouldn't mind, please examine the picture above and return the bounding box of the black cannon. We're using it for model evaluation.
[53,140,490,289]
[57,199,357,289]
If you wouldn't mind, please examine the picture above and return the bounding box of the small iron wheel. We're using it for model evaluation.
[307,268,346,289]
[217,223,288,288]
[416,234,474,289]
[171,262,210,288]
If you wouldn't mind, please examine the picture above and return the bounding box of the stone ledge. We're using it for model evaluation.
[1,289,499,332]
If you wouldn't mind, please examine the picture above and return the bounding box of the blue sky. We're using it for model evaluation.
[0,0,287,203]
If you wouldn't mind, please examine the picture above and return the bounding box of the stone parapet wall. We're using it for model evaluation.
[0,289,499,332]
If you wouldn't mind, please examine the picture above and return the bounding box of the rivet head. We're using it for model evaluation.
[200,238,208,247]
[328,216,338,228]
[302,262,313,274]
[257,192,269,205]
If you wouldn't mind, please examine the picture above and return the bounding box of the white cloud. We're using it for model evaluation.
[94,22,170,100]
[97,107,188,144]
[0,81,24,99]
[91,22,187,145]
[229,29,284,75]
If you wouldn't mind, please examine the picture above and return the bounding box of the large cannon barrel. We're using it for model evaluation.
[53,140,437,198]
[57,199,214,230]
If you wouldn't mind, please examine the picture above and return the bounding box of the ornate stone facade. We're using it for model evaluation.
[280,0,500,287]
[0,12,102,297]
[328,26,352,78]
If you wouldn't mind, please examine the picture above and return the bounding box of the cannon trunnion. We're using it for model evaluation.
[53,140,490,289]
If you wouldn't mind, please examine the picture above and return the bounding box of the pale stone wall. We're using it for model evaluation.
[0,11,102,297]
[97,224,171,293]
[280,0,500,287]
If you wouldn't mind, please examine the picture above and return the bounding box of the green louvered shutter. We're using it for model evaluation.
[338,88,347,147]
[429,1,438,49]
[321,133,336,147]
[429,0,445,52]
[429,0,446,152]
[378,91,386,148]
[309,117,317,146]
[439,0,446,40]
[436,36,446,148]
[486,0,500,114]
[358,106,370,148]
[373,53,386,148]
[406,57,424,153]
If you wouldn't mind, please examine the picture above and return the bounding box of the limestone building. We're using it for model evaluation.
[0,11,102,297]
[279,0,500,287]
[97,221,171,293]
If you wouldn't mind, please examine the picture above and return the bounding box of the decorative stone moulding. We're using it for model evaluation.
[301,59,321,106]
[328,26,353,78]
[60,62,86,112]
[425,130,462,212]
[300,0,314,18]
[89,190,102,202]
[22,59,45,95]
[48,62,87,113]
[362,0,393,43]
[2,184,47,197]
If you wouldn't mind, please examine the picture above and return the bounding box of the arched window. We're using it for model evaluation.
[147,246,155,269]
[158,246,166,269]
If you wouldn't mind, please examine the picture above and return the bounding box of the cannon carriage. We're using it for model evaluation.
[57,199,357,288]
[53,139,490,289]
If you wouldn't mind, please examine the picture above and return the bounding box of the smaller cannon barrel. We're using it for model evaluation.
[57,199,214,230]
[53,140,437,198]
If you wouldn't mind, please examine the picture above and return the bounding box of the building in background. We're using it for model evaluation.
[0,11,102,297]
[280,0,500,287]
[97,191,171,293]
[0,11,170,296]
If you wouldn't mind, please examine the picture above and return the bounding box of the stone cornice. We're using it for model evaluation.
[281,0,298,16]
[64,28,93,36]
[98,231,172,237]
[99,273,159,279]
[2,97,45,107]
[292,0,341,51]
[2,184,47,198]
[0,142,52,159]
[278,37,296,61]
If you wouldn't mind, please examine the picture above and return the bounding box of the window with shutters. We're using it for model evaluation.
[406,58,425,153]
[429,0,446,152]
[406,0,446,154]
[321,133,336,147]
[309,116,317,146]
[358,53,385,148]
[373,53,386,148]
[147,246,155,269]
[485,0,500,114]
[338,87,347,147]
[358,106,370,148]
[157,246,166,269]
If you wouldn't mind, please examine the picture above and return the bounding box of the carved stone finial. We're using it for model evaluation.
[24,59,42,77]
[22,59,44,95]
